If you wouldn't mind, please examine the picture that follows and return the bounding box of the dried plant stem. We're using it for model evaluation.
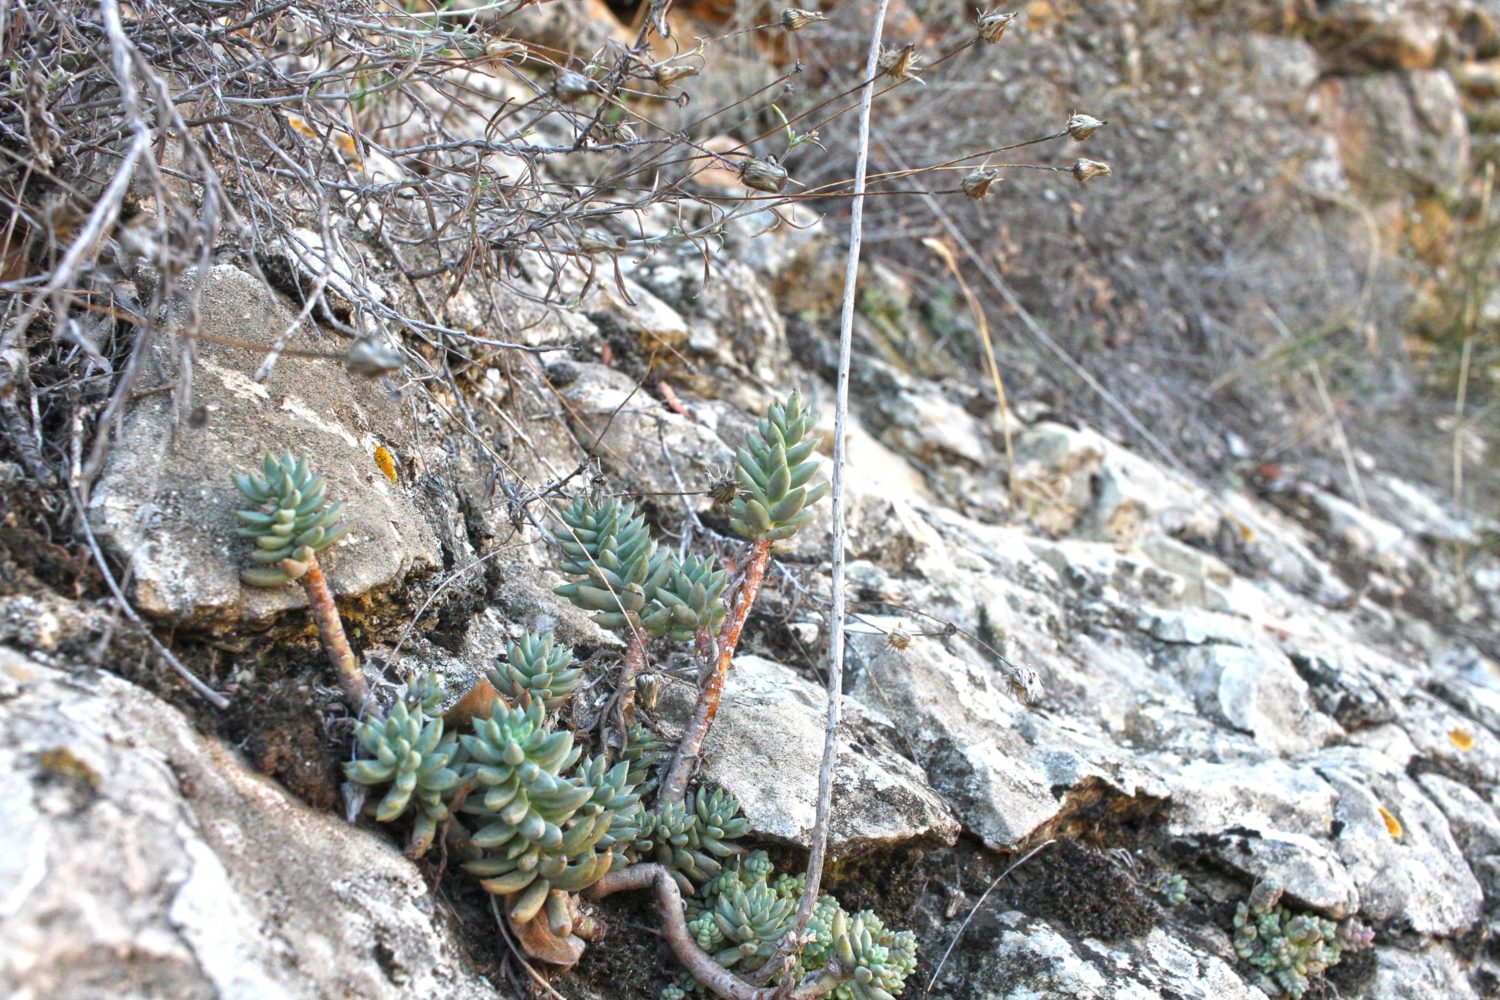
[767,0,888,988]
[925,238,1014,499]
[613,622,648,743]
[588,864,844,1000]
[659,537,772,804]
[296,557,369,713]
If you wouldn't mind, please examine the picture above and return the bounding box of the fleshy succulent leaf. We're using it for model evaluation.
[233,453,350,587]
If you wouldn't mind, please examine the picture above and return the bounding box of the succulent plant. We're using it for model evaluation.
[639,553,728,642]
[343,678,461,855]
[458,699,614,926]
[621,722,663,795]
[1232,877,1373,998]
[233,452,350,586]
[554,495,657,629]
[829,910,918,1000]
[232,452,368,710]
[490,629,582,711]
[693,876,795,969]
[641,786,751,894]
[577,752,647,864]
[675,849,917,1000]
[728,389,829,543]
[1158,872,1188,907]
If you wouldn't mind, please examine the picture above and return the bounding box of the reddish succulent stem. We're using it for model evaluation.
[613,617,648,745]
[297,557,369,713]
[587,864,842,1000]
[660,538,772,804]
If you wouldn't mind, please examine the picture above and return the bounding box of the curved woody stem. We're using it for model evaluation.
[588,863,846,1000]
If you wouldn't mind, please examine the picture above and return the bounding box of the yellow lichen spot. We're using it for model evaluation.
[39,746,100,791]
[374,446,398,483]
[1378,805,1403,840]
[1450,727,1475,751]
[286,118,362,166]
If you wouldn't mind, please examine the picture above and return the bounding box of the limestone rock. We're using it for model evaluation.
[0,649,495,1000]
[848,636,1167,849]
[1167,644,1342,754]
[1314,748,1484,935]
[654,655,960,854]
[941,913,1263,1000]
[1317,70,1471,198]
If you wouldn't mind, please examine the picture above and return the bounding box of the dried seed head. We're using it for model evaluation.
[962,167,1000,199]
[655,64,699,87]
[707,476,742,508]
[878,43,922,81]
[1071,158,1112,185]
[1007,665,1043,704]
[577,232,627,254]
[1066,113,1105,141]
[635,672,662,712]
[485,38,527,62]
[344,336,405,377]
[977,9,1017,43]
[554,70,596,101]
[780,8,828,31]
[740,155,789,194]
[886,627,912,651]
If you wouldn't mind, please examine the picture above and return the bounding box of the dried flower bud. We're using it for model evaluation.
[707,476,742,508]
[655,64,699,87]
[1007,665,1043,705]
[485,38,527,62]
[977,9,1017,43]
[344,337,405,377]
[1071,158,1112,185]
[878,43,922,82]
[739,155,789,194]
[780,8,828,30]
[577,232,628,254]
[1066,113,1105,141]
[961,167,1000,199]
[554,71,596,101]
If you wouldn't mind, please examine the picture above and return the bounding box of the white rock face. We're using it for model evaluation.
[656,655,960,853]
[0,649,496,1000]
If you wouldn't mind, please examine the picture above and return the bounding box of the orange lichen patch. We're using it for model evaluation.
[374,446,398,483]
[1450,727,1475,751]
[1378,805,1403,839]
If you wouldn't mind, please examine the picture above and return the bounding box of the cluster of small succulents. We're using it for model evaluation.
[668,851,917,1000]
[726,389,829,544]
[489,629,582,710]
[336,391,918,996]
[344,682,460,856]
[639,786,753,894]
[343,639,654,936]
[553,494,729,640]
[1157,872,1188,908]
[1232,877,1374,998]
[458,698,622,925]
[233,452,349,586]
